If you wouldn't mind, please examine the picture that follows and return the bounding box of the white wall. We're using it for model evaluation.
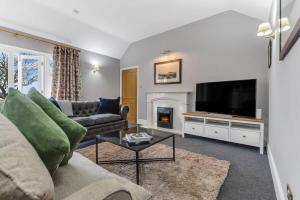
[268,0,300,199]
[0,30,120,100]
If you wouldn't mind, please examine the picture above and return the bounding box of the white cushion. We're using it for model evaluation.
[0,113,54,200]
[57,100,74,117]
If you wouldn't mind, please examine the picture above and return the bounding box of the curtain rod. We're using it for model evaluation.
[0,27,81,51]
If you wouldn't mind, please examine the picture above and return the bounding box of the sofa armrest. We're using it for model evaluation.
[63,179,133,200]
[63,178,152,200]
[119,105,129,120]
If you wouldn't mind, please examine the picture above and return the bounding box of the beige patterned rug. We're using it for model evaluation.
[77,142,230,200]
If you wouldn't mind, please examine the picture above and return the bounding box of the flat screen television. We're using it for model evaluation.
[196,79,256,117]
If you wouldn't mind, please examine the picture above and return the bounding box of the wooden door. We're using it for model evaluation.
[122,68,137,123]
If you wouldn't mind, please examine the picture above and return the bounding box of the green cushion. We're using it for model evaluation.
[1,88,70,174]
[0,98,4,111]
[28,88,87,165]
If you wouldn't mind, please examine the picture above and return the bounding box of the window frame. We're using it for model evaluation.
[0,44,52,96]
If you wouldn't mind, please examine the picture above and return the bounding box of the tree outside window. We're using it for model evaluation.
[0,52,8,98]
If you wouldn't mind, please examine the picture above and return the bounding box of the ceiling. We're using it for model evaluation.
[0,0,272,59]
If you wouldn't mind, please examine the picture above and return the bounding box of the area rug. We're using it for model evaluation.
[76,143,230,200]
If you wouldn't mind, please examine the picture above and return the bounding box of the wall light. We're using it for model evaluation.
[92,64,100,73]
[280,17,291,32]
[157,50,181,62]
[257,22,274,38]
[161,50,173,55]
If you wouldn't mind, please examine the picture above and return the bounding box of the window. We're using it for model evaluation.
[0,45,53,98]
[0,51,8,98]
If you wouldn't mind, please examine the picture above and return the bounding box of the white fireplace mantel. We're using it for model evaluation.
[146,91,191,134]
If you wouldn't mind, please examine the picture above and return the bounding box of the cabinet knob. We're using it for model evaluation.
[192,127,195,130]
[214,131,218,134]
[243,135,246,138]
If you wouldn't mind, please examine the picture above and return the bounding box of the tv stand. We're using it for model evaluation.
[206,113,233,118]
[182,112,265,154]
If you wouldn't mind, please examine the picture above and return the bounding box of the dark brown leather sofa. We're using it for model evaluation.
[69,101,129,141]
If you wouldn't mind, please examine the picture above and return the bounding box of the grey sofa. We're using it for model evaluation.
[69,101,129,141]
[0,113,152,200]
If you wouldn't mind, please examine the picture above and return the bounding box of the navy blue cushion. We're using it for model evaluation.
[98,97,120,114]
[49,97,62,111]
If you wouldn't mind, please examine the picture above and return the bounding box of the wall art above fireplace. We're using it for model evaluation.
[154,59,182,84]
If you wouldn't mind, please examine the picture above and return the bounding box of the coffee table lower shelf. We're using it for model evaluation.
[96,135,175,185]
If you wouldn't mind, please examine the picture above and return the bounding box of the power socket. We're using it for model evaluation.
[287,184,293,200]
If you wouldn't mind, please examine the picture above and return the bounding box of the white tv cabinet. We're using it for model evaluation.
[182,112,265,154]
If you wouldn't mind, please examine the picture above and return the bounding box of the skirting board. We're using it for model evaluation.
[268,145,285,200]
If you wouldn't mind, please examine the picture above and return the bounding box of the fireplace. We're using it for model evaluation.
[157,107,173,129]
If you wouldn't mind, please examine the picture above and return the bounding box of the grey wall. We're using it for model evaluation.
[0,30,120,100]
[268,0,300,198]
[121,11,269,122]
[80,50,120,100]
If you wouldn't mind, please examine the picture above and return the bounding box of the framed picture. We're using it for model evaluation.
[268,39,272,68]
[279,0,300,60]
[154,59,182,84]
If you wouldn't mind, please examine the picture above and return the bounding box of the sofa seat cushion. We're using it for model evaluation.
[0,113,54,200]
[72,114,121,127]
[90,114,121,124]
[53,152,152,200]
[71,116,95,126]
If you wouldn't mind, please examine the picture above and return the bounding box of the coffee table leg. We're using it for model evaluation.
[96,137,98,164]
[136,151,140,185]
[173,135,175,161]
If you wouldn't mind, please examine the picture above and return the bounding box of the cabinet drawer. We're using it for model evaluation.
[231,129,260,147]
[205,126,229,141]
[184,122,204,136]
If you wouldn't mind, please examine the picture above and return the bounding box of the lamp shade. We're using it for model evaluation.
[257,22,273,37]
[92,64,100,72]
[280,17,291,32]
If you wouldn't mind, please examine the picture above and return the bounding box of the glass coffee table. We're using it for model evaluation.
[95,125,175,185]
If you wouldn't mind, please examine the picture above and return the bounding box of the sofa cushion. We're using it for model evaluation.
[71,116,95,126]
[57,100,74,117]
[0,98,4,111]
[90,114,122,124]
[98,97,120,114]
[53,152,152,200]
[49,97,62,111]
[1,88,70,174]
[28,88,87,165]
[0,113,54,200]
